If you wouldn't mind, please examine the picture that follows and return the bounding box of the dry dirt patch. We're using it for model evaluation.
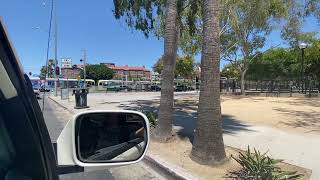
[221,96,320,134]
[173,96,320,135]
[148,137,311,180]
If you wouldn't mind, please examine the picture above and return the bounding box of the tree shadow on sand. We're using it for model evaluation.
[273,107,320,130]
[173,112,253,142]
[118,100,254,143]
[271,97,320,108]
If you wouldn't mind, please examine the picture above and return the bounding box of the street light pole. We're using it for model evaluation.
[301,48,305,93]
[226,68,230,92]
[299,42,307,94]
[54,0,58,96]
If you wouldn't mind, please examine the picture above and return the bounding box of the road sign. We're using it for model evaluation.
[61,58,72,68]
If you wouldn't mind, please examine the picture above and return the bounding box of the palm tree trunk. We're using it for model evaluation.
[191,0,226,164]
[154,0,179,141]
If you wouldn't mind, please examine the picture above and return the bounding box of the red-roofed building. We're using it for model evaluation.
[101,63,151,80]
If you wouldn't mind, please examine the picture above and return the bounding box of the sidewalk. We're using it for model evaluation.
[49,92,319,179]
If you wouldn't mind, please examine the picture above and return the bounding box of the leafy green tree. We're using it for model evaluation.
[221,0,289,95]
[152,56,164,74]
[39,59,55,78]
[153,55,195,79]
[221,37,320,95]
[80,64,114,82]
[281,0,320,47]
[246,48,298,80]
[175,55,195,79]
[304,39,320,82]
[246,40,320,82]
[221,63,240,79]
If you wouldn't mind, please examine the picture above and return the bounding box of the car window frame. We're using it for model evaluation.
[0,18,59,180]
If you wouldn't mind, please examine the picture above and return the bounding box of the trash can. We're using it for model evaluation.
[73,88,89,109]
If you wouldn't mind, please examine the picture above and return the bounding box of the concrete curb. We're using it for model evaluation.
[144,154,201,180]
[47,96,201,180]
[48,96,74,114]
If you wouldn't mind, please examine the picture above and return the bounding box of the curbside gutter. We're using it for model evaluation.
[48,96,74,114]
[47,95,201,180]
[144,154,201,180]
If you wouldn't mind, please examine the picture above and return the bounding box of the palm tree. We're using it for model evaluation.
[154,0,179,141]
[191,0,226,164]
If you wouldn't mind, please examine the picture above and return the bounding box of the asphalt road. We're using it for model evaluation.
[38,96,164,180]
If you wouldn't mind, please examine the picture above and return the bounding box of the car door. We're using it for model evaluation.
[0,18,59,180]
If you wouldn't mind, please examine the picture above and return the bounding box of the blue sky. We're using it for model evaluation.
[1,0,318,75]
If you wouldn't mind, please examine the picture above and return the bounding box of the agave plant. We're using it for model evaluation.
[230,146,302,180]
[144,110,158,128]
[134,107,158,128]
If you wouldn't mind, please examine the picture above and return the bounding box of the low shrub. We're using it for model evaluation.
[134,107,158,128]
[229,146,302,180]
[144,110,158,128]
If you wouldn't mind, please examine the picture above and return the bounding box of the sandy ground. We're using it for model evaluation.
[222,96,320,134]
[148,137,311,180]
[174,95,320,135]
[53,92,320,135]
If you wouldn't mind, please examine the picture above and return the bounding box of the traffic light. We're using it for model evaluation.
[55,66,60,75]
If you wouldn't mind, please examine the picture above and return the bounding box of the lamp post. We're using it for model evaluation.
[226,68,230,92]
[299,42,307,94]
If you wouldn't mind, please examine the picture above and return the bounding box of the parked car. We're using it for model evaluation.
[33,87,41,99]
[120,85,132,91]
[149,85,161,91]
[103,82,121,91]
[175,85,194,92]
[39,86,51,92]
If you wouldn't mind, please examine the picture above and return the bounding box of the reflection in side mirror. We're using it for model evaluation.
[75,112,148,163]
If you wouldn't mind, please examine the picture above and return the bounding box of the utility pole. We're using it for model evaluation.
[81,49,87,88]
[54,0,58,96]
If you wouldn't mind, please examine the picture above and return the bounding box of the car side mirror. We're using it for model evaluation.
[56,110,150,167]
